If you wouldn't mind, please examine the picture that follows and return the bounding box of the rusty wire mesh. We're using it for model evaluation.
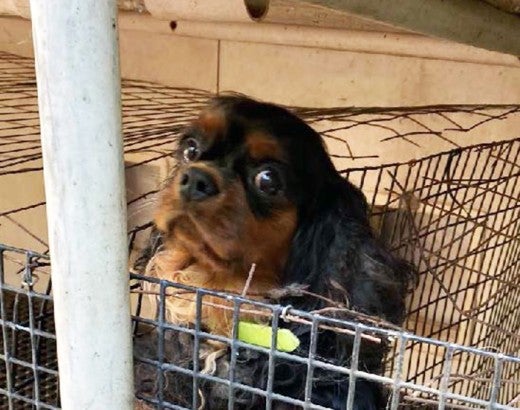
[344,138,520,407]
[0,51,519,408]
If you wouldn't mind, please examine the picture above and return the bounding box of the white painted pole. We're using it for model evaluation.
[29,1,133,409]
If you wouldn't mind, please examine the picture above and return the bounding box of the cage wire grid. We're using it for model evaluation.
[0,51,519,408]
[0,245,57,410]
[129,273,520,410]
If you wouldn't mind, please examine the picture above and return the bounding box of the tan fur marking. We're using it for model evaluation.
[196,109,226,140]
[246,132,285,161]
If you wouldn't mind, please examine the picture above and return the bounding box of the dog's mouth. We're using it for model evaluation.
[167,212,242,272]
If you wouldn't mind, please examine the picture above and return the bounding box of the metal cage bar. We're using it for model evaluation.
[28,1,133,408]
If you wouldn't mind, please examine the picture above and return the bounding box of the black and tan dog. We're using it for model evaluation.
[133,96,415,409]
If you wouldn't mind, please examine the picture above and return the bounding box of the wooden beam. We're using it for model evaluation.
[302,0,520,56]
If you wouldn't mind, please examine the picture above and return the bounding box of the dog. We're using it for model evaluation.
[133,95,415,409]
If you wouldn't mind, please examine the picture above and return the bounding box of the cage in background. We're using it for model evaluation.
[346,138,520,407]
[0,51,519,408]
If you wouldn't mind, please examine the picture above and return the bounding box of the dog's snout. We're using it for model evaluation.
[180,167,219,202]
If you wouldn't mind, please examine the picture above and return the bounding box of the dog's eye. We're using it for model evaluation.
[254,168,282,196]
[182,138,200,162]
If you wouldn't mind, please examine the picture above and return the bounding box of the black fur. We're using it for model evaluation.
[133,95,416,409]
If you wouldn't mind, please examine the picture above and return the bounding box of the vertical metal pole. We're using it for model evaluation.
[29,1,133,408]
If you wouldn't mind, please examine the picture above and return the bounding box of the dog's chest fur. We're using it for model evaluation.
[144,248,278,336]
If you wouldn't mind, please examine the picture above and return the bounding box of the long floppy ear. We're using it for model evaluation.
[283,176,414,325]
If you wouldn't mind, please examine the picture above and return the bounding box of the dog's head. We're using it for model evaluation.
[155,95,342,276]
[154,95,413,323]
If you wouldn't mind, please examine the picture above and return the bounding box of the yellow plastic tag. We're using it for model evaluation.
[238,322,300,352]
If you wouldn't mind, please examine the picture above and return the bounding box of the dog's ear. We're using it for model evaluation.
[283,176,415,324]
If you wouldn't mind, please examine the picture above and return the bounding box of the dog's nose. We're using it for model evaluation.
[179,168,219,202]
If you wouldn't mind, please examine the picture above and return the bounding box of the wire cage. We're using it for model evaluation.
[131,274,520,410]
[0,51,519,409]
[0,245,58,409]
